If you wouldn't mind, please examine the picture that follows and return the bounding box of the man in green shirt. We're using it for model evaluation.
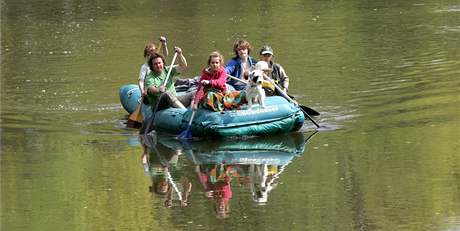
[144,47,193,111]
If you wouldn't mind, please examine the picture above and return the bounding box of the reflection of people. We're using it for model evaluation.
[140,133,192,208]
[195,164,237,218]
[163,175,192,208]
[249,164,282,205]
[226,39,257,90]
[144,47,194,111]
[138,37,169,96]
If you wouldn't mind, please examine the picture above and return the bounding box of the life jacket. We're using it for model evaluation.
[270,62,282,84]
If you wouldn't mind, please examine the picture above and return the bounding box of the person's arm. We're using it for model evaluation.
[138,64,148,95]
[147,84,162,95]
[191,79,203,110]
[139,79,146,96]
[279,65,289,91]
[175,47,187,72]
[145,76,162,95]
[159,36,169,57]
[225,60,235,75]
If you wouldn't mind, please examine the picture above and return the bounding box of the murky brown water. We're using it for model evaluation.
[1,0,459,230]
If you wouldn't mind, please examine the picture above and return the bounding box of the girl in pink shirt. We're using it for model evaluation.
[192,51,228,111]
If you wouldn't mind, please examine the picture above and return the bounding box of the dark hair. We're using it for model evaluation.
[233,39,252,57]
[148,53,166,72]
[144,43,157,58]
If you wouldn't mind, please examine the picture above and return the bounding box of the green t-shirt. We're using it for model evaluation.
[144,65,178,106]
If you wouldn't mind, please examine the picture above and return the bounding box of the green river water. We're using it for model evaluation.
[1,0,459,230]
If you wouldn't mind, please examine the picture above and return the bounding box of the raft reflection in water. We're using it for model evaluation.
[140,131,317,218]
[140,132,192,208]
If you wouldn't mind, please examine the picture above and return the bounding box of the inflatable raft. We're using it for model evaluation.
[120,84,304,137]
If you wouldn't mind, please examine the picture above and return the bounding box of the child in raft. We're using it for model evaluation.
[192,51,246,112]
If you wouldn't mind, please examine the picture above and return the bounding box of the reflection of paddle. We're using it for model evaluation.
[127,96,144,128]
[227,74,320,118]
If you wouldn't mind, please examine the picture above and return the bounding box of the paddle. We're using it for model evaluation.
[178,110,196,140]
[162,52,178,89]
[149,142,188,206]
[227,75,321,125]
[283,91,320,116]
[139,51,179,134]
[275,88,319,116]
[127,96,144,128]
[127,41,164,128]
[262,76,321,128]
[178,86,203,140]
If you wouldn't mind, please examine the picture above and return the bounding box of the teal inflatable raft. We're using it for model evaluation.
[155,132,311,165]
[119,84,304,137]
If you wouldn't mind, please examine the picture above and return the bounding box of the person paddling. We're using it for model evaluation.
[144,47,194,111]
[191,51,228,112]
[258,45,289,95]
[138,36,169,97]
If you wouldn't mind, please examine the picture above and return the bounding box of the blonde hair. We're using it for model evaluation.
[144,43,157,58]
[207,51,224,67]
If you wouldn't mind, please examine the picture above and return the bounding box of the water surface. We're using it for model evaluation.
[1,0,459,230]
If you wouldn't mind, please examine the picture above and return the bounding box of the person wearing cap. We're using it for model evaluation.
[259,45,289,95]
[225,39,258,91]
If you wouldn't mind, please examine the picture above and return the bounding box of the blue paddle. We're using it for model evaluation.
[179,84,204,140]
[178,109,196,140]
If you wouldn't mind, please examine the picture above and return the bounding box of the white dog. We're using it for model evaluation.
[245,69,266,109]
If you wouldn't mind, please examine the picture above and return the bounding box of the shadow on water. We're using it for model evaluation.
[138,131,317,219]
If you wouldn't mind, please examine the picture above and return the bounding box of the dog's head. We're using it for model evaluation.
[249,70,264,85]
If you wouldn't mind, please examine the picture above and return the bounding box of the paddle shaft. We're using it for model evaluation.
[227,74,248,84]
[186,95,202,128]
[178,94,200,139]
[265,77,321,128]
[187,110,196,127]
[162,52,178,88]
[227,75,320,128]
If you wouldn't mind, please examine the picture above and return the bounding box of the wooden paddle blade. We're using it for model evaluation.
[300,105,320,116]
[127,104,143,128]
[129,101,143,121]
